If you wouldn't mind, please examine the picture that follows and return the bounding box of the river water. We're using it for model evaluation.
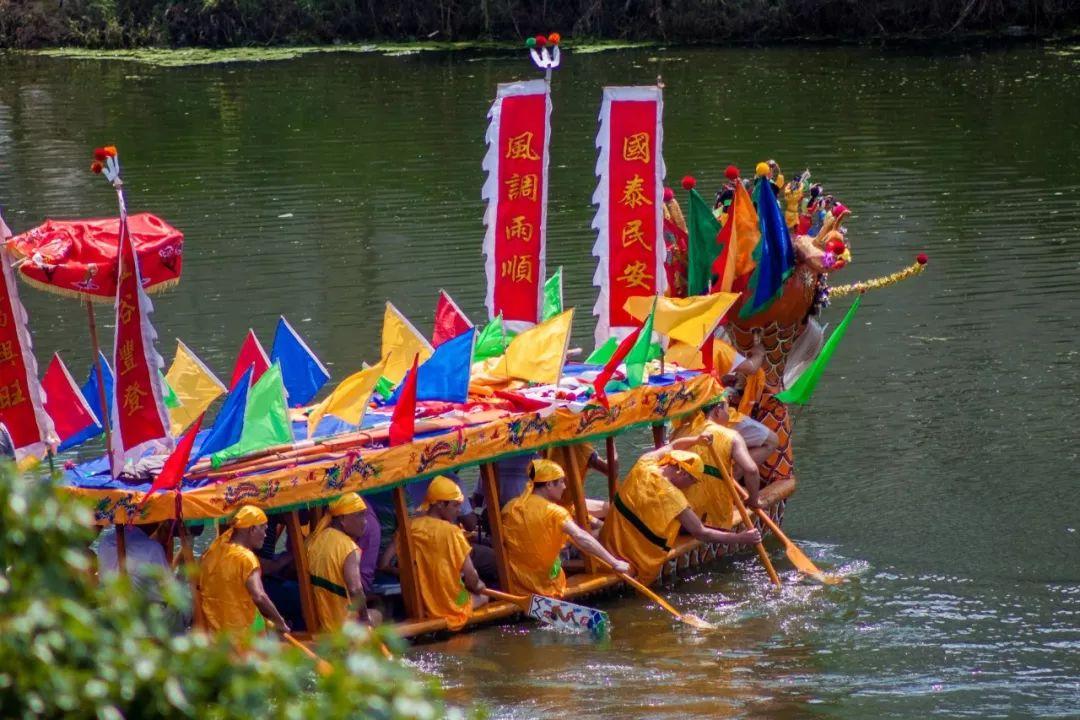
[1,44,1078,718]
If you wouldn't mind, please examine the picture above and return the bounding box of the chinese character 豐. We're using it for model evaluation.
[505,173,539,202]
[123,384,148,414]
[505,215,535,242]
[500,255,534,284]
[619,174,653,209]
[118,339,137,375]
[622,133,651,163]
[505,131,540,161]
[617,260,654,290]
[620,220,651,251]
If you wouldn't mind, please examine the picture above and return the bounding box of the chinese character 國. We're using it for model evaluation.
[622,132,651,164]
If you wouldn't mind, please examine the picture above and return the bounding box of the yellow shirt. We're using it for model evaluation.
[198,540,260,637]
[672,415,736,529]
[410,515,474,630]
[502,492,572,597]
[307,526,360,633]
[542,443,595,514]
[599,457,689,583]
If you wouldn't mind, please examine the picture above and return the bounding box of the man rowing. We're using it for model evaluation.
[306,494,381,633]
[198,505,291,640]
[673,399,766,514]
[501,459,631,598]
[599,441,761,584]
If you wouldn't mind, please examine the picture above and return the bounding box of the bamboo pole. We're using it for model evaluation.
[392,487,423,620]
[563,445,597,574]
[651,423,666,449]
[178,521,205,629]
[85,300,114,476]
[479,464,511,591]
[285,511,319,633]
[604,436,618,501]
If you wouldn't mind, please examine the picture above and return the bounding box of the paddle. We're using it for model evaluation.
[567,539,717,630]
[273,627,334,676]
[716,464,782,588]
[730,482,842,585]
[483,588,610,639]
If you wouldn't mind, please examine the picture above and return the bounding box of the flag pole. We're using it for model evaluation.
[85,299,114,476]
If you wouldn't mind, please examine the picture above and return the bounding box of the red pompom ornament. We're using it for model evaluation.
[663,187,675,202]
[547,32,561,45]
[534,34,547,47]
[825,237,846,255]
[93,147,108,162]
[90,161,103,174]
[681,175,696,190]
[103,145,117,157]
[725,165,740,180]
[916,253,928,265]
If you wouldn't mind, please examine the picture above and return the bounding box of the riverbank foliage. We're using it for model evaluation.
[0,463,456,719]
[0,0,1077,49]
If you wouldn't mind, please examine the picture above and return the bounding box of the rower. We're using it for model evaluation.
[306,494,381,633]
[197,505,291,639]
[501,459,631,598]
[409,475,489,630]
[599,442,761,584]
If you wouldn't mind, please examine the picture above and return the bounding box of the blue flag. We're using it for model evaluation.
[270,316,330,406]
[741,179,796,318]
[190,365,253,466]
[60,353,114,450]
[389,327,474,404]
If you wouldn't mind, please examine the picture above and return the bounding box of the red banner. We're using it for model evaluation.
[483,80,550,330]
[111,206,171,471]
[0,245,55,459]
[591,87,666,348]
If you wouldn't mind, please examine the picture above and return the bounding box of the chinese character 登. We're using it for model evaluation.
[619,174,653,209]
[505,215,535,242]
[500,255,534,284]
[617,260,654,290]
[505,173,539,202]
[118,339,137,375]
[622,132,651,163]
[123,384,148,415]
[620,220,651,251]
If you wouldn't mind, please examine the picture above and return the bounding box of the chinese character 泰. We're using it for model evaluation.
[123,384,148,414]
[622,133,651,163]
[0,380,25,410]
[118,296,137,324]
[619,174,653,209]
[505,215,535,242]
[505,173,539,202]
[500,255,534,284]
[118,339,137,375]
[620,220,651,251]
[505,131,540,161]
[617,260,654,290]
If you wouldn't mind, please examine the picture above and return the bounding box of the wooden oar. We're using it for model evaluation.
[275,628,334,676]
[717,465,782,588]
[568,540,717,630]
[730,482,842,585]
[483,588,610,638]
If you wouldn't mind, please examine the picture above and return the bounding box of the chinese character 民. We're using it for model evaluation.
[123,384,148,414]
[118,296,137,324]
[620,220,651,251]
[505,131,540,161]
[622,133,651,163]
[505,173,539,202]
[118,339,137,375]
[505,215,534,242]
[500,255,534,284]
[0,340,15,365]
[619,174,653,209]
[617,260,654,290]
[0,380,25,410]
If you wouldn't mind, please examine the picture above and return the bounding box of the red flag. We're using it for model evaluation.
[42,353,99,444]
[140,413,203,508]
[228,329,270,389]
[389,354,419,446]
[592,326,643,409]
[492,389,551,413]
[433,290,473,347]
[701,334,715,376]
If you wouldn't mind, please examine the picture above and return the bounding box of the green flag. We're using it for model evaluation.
[542,267,563,322]
[373,375,395,400]
[211,362,292,467]
[624,298,657,388]
[475,314,514,361]
[686,186,722,296]
[159,370,180,409]
[585,337,618,365]
[775,295,862,405]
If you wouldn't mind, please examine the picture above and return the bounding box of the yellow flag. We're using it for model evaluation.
[623,293,739,348]
[490,309,574,385]
[307,357,387,437]
[165,340,227,436]
[381,302,433,384]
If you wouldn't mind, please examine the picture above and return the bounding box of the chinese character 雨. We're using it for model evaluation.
[505,215,534,242]
[622,133,651,163]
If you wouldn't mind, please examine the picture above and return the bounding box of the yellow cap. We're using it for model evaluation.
[755,161,770,177]
[528,458,566,484]
[659,450,705,482]
[231,505,268,529]
[328,493,367,517]
[420,475,464,510]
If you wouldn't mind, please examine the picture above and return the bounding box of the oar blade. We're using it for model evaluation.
[527,594,610,639]
[679,613,718,630]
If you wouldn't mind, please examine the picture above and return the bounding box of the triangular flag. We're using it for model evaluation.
[740,178,796,318]
[623,293,739,349]
[190,365,252,466]
[389,354,419,446]
[585,337,619,365]
[43,354,101,452]
[141,413,203,507]
[211,362,292,467]
[474,313,512,361]
[75,352,113,443]
[382,302,434,384]
[489,309,574,386]
[270,316,330,406]
[228,330,270,390]
[390,327,475,404]
[775,295,861,405]
[165,340,226,437]
[685,182,722,296]
[542,267,563,322]
[433,291,473,347]
[592,326,644,409]
[160,370,180,409]
[374,375,395,401]
[306,357,387,437]
[712,178,759,294]
[624,298,657,388]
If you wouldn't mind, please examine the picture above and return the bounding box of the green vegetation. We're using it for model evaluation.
[0,463,458,719]
[0,0,1076,50]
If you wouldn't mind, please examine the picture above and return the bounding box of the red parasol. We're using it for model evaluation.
[8,213,183,302]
